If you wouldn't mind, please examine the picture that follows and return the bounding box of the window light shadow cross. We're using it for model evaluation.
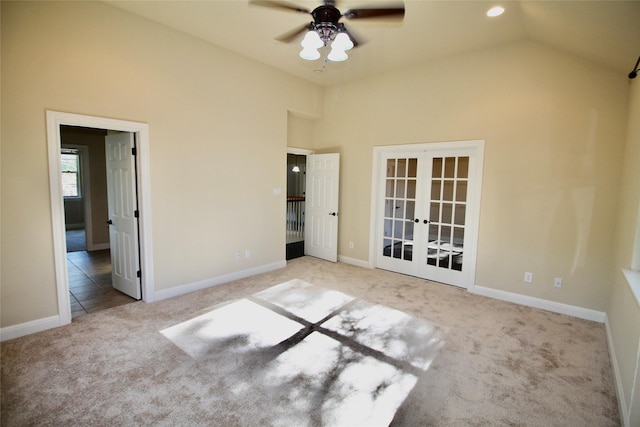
[160,279,444,427]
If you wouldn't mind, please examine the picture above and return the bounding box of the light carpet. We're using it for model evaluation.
[0,257,619,426]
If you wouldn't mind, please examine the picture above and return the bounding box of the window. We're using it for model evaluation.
[61,150,81,198]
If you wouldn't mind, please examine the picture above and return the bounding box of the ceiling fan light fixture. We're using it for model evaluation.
[300,46,321,60]
[301,29,323,49]
[327,47,348,62]
[332,32,354,51]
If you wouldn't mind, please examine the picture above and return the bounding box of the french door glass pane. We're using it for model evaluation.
[431,181,441,200]
[426,156,469,271]
[386,159,395,177]
[432,158,443,178]
[385,200,395,217]
[386,179,394,197]
[444,157,456,178]
[458,157,469,178]
[407,180,417,198]
[396,180,406,198]
[381,157,418,262]
[408,159,418,177]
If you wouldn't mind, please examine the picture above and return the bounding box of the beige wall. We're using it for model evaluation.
[287,112,316,150]
[314,41,629,311]
[1,1,322,326]
[0,1,633,331]
[608,79,640,425]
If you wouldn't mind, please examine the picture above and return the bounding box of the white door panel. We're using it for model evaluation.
[106,132,141,299]
[305,153,340,262]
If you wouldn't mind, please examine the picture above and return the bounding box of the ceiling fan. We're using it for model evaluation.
[250,0,405,62]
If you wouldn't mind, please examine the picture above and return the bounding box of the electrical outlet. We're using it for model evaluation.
[349,241,354,249]
[554,277,562,288]
[524,272,533,283]
[235,251,241,260]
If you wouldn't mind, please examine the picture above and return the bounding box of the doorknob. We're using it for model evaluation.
[329,212,338,216]
[414,218,420,223]
[106,219,113,225]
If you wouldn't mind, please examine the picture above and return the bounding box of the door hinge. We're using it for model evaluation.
[132,147,137,156]
[137,270,141,278]
[134,210,139,218]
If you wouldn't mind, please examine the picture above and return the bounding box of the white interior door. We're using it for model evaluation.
[105,132,141,299]
[305,153,340,262]
[375,142,483,288]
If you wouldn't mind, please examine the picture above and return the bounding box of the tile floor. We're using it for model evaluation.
[67,250,137,318]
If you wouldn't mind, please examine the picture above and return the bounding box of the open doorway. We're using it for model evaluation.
[60,126,137,317]
[47,110,155,327]
[286,153,307,260]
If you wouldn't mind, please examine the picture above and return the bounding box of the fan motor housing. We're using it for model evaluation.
[311,5,342,25]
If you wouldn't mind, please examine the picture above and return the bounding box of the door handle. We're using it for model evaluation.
[414,218,420,223]
[329,212,338,216]
[107,219,113,225]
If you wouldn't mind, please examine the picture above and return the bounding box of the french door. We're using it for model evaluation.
[374,142,483,288]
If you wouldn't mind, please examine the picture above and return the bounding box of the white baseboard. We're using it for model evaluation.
[605,314,630,427]
[468,284,606,323]
[154,260,287,301]
[337,255,371,269]
[0,315,62,342]
[1,261,286,341]
[87,243,110,251]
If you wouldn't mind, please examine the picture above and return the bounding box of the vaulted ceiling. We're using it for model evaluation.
[107,0,640,86]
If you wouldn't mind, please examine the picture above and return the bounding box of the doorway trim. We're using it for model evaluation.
[47,110,155,326]
[369,140,484,288]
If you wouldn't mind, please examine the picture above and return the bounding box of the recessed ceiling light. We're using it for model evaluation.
[487,6,505,17]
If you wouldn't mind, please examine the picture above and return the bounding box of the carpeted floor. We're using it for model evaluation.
[0,257,619,426]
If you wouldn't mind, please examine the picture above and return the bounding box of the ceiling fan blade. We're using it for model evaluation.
[249,0,310,14]
[343,5,405,21]
[342,25,365,48]
[275,23,311,43]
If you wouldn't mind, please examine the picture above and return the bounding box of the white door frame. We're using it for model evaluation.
[369,140,484,288]
[47,110,155,326]
[287,147,314,156]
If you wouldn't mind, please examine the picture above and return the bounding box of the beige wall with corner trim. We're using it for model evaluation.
[314,41,629,312]
[608,78,640,426]
[0,0,323,327]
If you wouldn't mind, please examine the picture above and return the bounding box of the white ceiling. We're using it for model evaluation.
[106,0,640,86]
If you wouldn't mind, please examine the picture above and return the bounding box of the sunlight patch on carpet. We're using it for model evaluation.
[160,279,442,426]
[264,331,419,426]
[254,279,355,323]
[161,299,304,359]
